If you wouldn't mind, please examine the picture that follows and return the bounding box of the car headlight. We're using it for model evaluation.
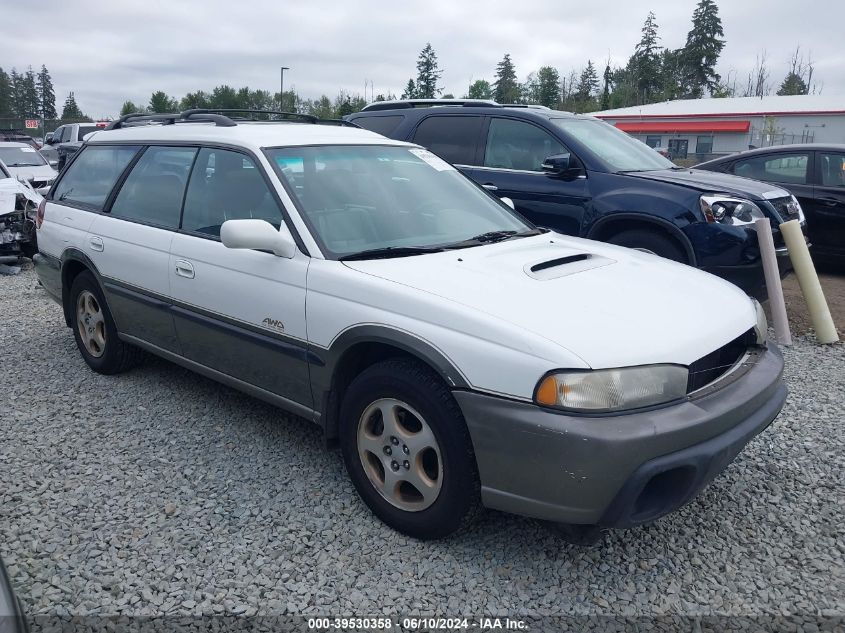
[752,298,768,344]
[787,195,805,223]
[534,365,688,413]
[700,194,766,226]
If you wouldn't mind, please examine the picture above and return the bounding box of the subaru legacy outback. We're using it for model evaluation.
[33,109,787,539]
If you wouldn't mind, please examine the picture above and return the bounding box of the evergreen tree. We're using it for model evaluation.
[401,79,417,99]
[20,67,40,118]
[535,66,561,108]
[415,43,442,98]
[466,79,492,100]
[659,49,685,101]
[680,0,725,98]
[574,61,600,112]
[149,91,177,113]
[9,69,22,117]
[493,54,519,103]
[119,100,141,116]
[776,72,808,96]
[0,68,12,117]
[37,65,56,119]
[61,92,85,120]
[600,63,612,110]
[632,12,662,103]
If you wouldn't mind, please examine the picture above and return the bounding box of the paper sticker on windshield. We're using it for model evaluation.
[409,148,455,171]
[20,147,36,152]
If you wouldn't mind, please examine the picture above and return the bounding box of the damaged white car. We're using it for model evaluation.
[0,159,41,263]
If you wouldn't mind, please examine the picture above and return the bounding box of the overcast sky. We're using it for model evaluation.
[3,0,843,117]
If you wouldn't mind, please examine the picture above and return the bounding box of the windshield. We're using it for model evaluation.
[0,146,47,167]
[551,118,675,172]
[266,145,531,258]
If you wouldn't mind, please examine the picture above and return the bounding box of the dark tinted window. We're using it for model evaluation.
[645,135,661,148]
[77,125,99,140]
[819,152,845,187]
[734,153,808,185]
[353,115,404,137]
[110,146,197,228]
[485,118,566,171]
[411,116,483,165]
[696,135,713,154]
[60,126,72,142]
[182,148,282,237]
[53,145,140,209]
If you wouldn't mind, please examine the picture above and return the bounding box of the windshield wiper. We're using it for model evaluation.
[445,228,544,249]
[339,245,445,261]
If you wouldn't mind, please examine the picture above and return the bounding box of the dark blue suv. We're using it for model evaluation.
[349,100,806,296]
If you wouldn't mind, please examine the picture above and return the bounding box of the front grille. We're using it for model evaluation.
[686,329,754,393]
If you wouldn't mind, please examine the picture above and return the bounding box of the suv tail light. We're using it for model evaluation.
[36,198,46,229]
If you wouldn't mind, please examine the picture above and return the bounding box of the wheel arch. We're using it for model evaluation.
[315,326,469,442]
[587,214,697,266]
[59,249,105,327]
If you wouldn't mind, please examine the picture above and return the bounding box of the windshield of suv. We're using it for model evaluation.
[551,118,674,172]
[0,146,48,167]
[266,145,532,258]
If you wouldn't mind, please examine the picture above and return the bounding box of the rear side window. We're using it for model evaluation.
[77,125,99,140]
[353,115,405,137]
[484,118,566,172]
[53,145,141,209]
[733,153,809,185]
[818,152,845,187]
[110,146,197,229]
[412,116,483,165]
[181,148,282,237]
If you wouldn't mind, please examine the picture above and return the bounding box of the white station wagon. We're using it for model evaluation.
[33,110,787,540]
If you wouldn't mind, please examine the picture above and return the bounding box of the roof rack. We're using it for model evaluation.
[361,99,501,112]
[105,109,360,130]
[499,104,552,110]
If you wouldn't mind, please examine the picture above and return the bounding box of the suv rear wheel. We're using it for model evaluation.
[69,271,142,374]
[607,228,686,263]
[339,358,480,539]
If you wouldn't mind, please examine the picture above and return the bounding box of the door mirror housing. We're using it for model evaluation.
[500,197,515,210]
[220,219,296,258]
[541,153,580,180]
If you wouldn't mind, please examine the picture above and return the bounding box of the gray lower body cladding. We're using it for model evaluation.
[455,344,786,526]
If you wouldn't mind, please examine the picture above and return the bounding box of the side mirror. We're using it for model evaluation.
[500,197,515,210]
[541,153,573,176]
[48,159,58,168]
[220,219,296,258]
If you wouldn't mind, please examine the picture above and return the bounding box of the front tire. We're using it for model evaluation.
[69,271,142,374]
[607,229,687,263]
[339,359,480,539]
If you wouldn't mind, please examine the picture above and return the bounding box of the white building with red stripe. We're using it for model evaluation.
[593,95,845,162]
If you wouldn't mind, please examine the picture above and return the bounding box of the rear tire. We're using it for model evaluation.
[339,359,480,539]
[69,271,142,374]
[607,229,687,263]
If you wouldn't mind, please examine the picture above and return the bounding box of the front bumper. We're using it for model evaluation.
[702,247,793,301]
[454,344,786,527]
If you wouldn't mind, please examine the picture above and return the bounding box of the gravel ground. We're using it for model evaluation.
[1,262,844,626]
[776,271,845,337]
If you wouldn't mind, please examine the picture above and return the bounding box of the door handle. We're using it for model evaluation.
[818,197,840,207]
[174,259,195,279]
[482,183,498,191]
[88,236,104,252]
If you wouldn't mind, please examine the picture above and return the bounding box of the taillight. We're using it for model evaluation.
[36,198,46,229]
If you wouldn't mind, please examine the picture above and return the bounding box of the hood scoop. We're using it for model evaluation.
[524,253,616,280]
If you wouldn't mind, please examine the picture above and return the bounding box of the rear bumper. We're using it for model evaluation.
[32,252,62,304]
[454,345,786,527]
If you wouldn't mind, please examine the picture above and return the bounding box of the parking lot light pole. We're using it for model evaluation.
[280,66,290,111]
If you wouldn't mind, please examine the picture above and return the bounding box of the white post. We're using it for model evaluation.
[754,218,792,346]
[780,219,839,344]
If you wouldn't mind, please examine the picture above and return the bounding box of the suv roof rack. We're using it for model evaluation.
[106,109,359,130]
[361,99,501,112]
[499,104,552,110]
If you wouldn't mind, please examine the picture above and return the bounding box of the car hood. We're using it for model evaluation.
[344,234,756,369]
[629,168,790,200]
[6,163,56,181]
